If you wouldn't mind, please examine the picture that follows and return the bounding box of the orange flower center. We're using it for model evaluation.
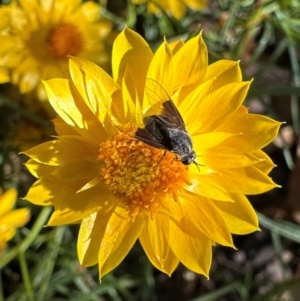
[46,23,83,59]
[98,130,190,219]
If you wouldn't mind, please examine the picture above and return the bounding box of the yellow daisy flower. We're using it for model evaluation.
[0,188,30,252]
[132,0,207,20]
[0,0,112,100]
[24,28,281,278]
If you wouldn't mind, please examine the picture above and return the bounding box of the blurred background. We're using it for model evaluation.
[0,0,300,300]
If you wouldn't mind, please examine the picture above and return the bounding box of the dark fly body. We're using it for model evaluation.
[135,79,199,168]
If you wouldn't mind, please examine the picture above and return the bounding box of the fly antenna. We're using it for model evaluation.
[193,160,202,172]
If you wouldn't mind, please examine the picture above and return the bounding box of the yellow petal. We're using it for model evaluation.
[93,20,113,40]
[183,0,207,9]
[202,146,261,169]
[11,55,38,78]
[47,184,115,226]
[23,136,99,166]
[98,206,145,278]
[78,206,117,267]
[193,132,240,150]
[43,78,107,142]
[214,166,278,194]
[178,78,214,128]
[78,212,101,267]
[68,57,119,125]
[139,213,178,275]
[173,33,207,90]
[140,213,177,275]
[52,116,78,136]
[179,190,234,247]
[148,1,161,13]
[77,176,102,193]
[0,35,17,53]
[112,27,153,101]
[168,214,212,277]
[253,150,276,174]
[205,60,242,90]
[167,0,186,20]
[112,67,143,125]
[81,1,102,22]
[193,81,251,134]
[25,178,86,206]
[19,71,40,93]
[0,189,17,216]
[0,67,10,83]
[26,160,98,182]
[143,213,169,265]
[0,229,16,246]
[218,113,282,152]
[217,194,259,234]
[0,208,30,228]
[146,40,174,96]
[119,65,145,115]
[25,160,56,178]
[187,173,233,202]
[168,39,184,55]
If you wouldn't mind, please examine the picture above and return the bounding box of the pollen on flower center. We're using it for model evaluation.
[98,130,190,219]
[46,23,83,58]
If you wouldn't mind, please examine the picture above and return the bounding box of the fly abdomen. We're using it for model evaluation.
[143,115,173,150]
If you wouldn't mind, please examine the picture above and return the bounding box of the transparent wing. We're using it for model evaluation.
[145,78,171,107]
[145,78,186,131]
[161,100,186,131]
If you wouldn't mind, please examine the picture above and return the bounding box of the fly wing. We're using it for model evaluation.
[161,100,186,131]
[145,78,186,131]
[135,127,167,150]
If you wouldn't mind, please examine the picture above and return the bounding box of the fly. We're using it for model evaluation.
[135,78,199,168]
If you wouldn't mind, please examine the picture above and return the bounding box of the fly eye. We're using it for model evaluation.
[181,159,190,165]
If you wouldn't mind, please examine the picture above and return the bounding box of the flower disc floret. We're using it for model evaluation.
[46,23,83,58]
[99,130,189,219]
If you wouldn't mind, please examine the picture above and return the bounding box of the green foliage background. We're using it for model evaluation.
[1,0,300,300]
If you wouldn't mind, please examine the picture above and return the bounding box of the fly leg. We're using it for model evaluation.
[171,154,180,165]
[154,150,167,173]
